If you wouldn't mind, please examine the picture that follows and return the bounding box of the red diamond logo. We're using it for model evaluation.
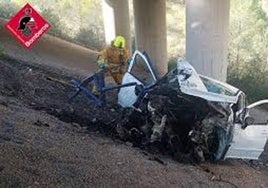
[5,3,51,49]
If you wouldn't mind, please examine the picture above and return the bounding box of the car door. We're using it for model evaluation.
[225,100,268,160]
[118,50,157,108]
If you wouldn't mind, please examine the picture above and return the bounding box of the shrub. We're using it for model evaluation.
[75,27,104,50]
[0,2,18,19]
[227,58,268,103]
[168,56,177,71]
[41,8,63,37]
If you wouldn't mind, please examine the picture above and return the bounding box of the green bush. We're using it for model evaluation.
[41,8,64,38]
[168,56,177,71]
[75,27,104,50]
[228,1,268,103]
[227,58,268,103]
[0,2,18,19]
[41,8,105,50]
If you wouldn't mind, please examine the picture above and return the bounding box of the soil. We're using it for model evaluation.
[0,18,99,76]
[0,55,268,188]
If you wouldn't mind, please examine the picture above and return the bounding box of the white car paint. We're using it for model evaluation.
[118,50,157,108]
[225,124,268,159]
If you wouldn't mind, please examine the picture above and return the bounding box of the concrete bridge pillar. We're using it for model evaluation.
[102,0,131,51]
[133,0,167,76]
[186,0,230,81]
[111,0,131,52]
[102,0,115,45]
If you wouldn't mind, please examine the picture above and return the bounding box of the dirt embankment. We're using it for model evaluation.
[0,18,99,76]
[0,56,268,187]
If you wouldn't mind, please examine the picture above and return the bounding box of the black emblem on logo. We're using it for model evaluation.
[18,8,36,37]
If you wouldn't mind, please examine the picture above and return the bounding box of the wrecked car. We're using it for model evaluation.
[117,50,268,162]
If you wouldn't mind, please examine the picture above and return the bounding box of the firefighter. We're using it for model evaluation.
[97,35,130,85]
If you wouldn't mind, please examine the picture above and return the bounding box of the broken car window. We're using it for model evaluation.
[200,76,236,96]
[130,54,155,85]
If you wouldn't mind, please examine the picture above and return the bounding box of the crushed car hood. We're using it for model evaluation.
[177,58,240,103]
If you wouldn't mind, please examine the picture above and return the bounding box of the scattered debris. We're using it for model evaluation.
[148,156,166,165]
[34,120,49,127]
[210,175,238,188]
[46,76,72,87]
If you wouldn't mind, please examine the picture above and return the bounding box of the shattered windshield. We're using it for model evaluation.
[200,76,237,96]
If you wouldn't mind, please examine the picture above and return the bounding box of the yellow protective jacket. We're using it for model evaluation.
[99,45,129,70]
[98,45,130,84]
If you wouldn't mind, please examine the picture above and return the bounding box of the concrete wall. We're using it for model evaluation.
[186,0,230,81]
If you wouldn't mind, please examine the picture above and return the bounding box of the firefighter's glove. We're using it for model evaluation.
[97,59,107,69]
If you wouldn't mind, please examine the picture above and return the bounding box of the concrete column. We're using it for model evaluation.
[102,0,131,52]
[261,0,268,15]
[133,0,167,76]
[102,0,115,44]
[186,0,230,81]
[111,0,131,52]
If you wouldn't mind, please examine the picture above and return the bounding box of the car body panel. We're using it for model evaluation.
[177,59,240,103]
[225,124,268,159]
[118,72,142,107]
[118,50,157,108]
[225,100,268,159]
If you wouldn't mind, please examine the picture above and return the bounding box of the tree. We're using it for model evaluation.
[228,0,268,102]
